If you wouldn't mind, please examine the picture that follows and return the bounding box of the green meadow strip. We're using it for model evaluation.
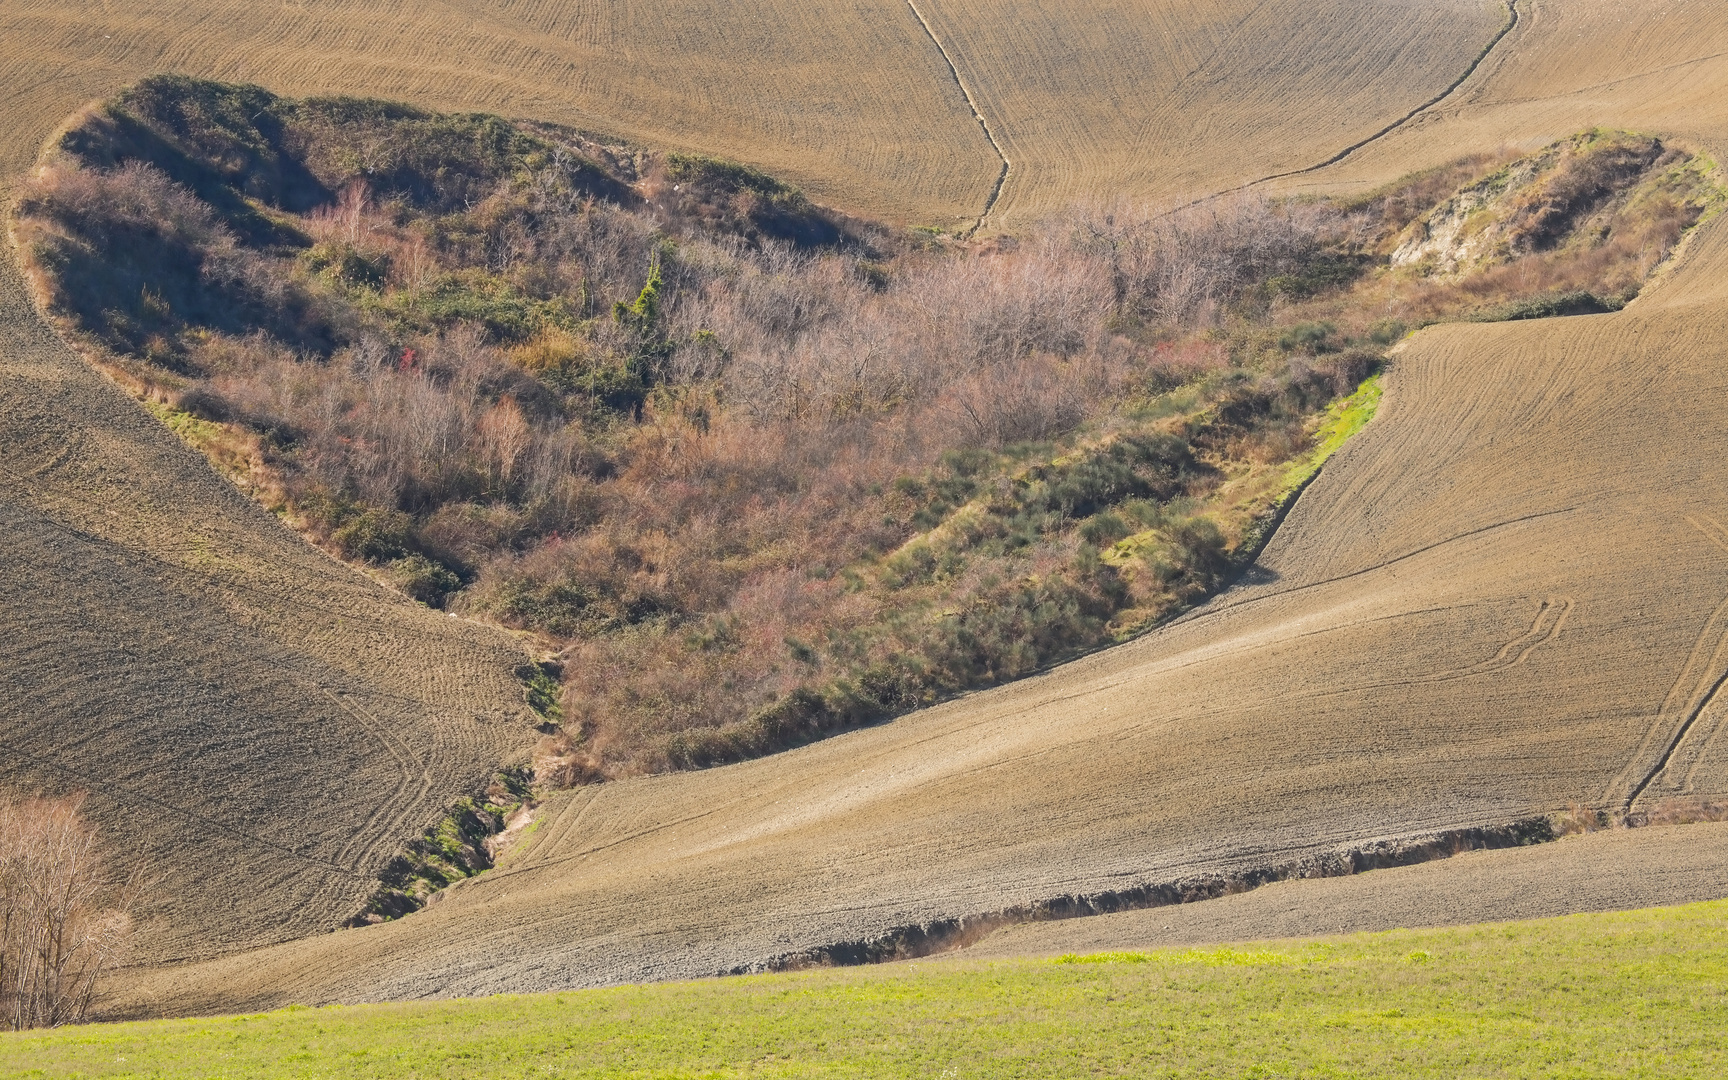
[7,896,1728,1078]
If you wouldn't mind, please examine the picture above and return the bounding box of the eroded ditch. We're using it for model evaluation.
[734,818,1556,972]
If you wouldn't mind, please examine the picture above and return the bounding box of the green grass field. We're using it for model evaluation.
[7,898,1728,1078]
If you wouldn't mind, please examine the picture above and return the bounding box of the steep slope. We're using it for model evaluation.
[108,203,1728,1008]
[0,247,537,961]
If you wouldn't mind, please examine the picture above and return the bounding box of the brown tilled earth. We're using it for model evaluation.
[0,245,539,961]
[0,0,1504,227]
[3,0,1728,1015]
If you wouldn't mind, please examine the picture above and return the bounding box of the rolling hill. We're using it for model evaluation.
[2,0,1728,1016]
[0,0,1509,229]
[108,206,1728,1008]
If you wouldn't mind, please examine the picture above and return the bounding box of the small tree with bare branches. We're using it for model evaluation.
[0,794,134,1030]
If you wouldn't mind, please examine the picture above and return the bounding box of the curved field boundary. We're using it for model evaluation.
[903,0,1009,235]
[1256,0,1521,183]
[737,819,1556,972]
[1176,506,1580,628]
[1171,0,1523,213]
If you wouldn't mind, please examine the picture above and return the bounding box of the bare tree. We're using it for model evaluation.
[0,794,134,1030]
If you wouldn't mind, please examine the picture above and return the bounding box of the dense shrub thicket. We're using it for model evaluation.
[15,78,1721,777]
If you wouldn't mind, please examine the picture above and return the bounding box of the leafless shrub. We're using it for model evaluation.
[1552,801,1610,835]
[1624,796,1728,829]
[0,794,134,1030]
[1067,195,1338,326]
[23,161,232,253]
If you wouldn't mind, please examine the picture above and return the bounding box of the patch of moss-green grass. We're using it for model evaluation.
[11,896,1728,1077]
[140,397,223,445]
[1306,372,1382,466]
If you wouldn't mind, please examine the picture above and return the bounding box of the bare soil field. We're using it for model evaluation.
[956,822,1728,958]
[0,1,1511,230]
[1270,0,1728,201]
[912,0,1508,229]
[5,0,1728,1017]
[0,244,539,963]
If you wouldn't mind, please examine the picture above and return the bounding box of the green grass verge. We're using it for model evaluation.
[8,896,1728,1077]
[1294,372,1382,488]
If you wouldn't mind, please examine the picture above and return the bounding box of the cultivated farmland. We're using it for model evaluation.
[3,0,1728,1020]
[94,203,1728,1007]
[0,243,539,962]
[0,0,1514,229]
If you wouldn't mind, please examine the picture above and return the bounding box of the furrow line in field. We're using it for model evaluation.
[903,0,1008,236]
[1263,0,1521,180]
[0,738,366,878]
[734,819,1557,974]
[1177,0,1522,212]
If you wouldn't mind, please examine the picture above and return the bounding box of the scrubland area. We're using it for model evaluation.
[14,79,1719,794]
[10,897,1728,1077]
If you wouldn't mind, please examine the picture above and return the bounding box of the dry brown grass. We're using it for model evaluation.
[1624,797,1728,829]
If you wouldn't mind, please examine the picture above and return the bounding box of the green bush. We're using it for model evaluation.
[1277,321,1338,353]
[1368,318,1407,345]
[303,241,389,289]
[1473,290,1620,322]
[388,554,462,606]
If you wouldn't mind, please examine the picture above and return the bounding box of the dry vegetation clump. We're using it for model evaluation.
[1553,796,1728,836]
[0,794,133,1030]
[1623,797,1728,830]
[1372,130,1725,322]
[14,77,1724,780]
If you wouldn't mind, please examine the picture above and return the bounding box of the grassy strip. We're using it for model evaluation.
[1305,373,1383,466]
[10,897,1728,1077]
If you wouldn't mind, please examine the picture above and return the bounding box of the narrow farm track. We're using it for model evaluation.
[0,0,1727,1013]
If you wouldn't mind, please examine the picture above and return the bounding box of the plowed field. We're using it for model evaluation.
[957,822,1728,958]
[5,0,1728,1014]
[0,245,538,962]
[0,0,1511,228]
